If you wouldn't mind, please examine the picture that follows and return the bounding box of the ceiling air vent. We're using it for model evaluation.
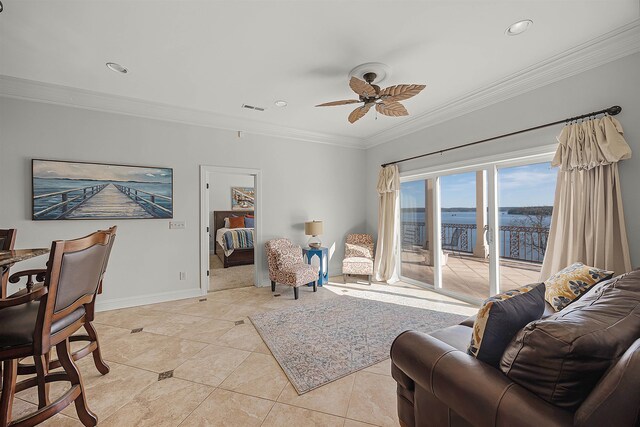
[242,104,265,112]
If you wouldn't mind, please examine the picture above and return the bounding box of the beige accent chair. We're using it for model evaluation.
[342,234,374,285]
[265,238,318,300]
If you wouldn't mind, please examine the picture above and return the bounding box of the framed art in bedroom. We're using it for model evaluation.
[32,159,173,220]
[231,186,255,210]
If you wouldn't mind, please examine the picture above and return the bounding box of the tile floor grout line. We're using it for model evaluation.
[343,371,359,423]
[79,279,473,426]
[258,398,279,426]
[175,386,217,427]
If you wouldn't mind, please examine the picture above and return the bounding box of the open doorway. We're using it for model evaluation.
[204,168,258,292]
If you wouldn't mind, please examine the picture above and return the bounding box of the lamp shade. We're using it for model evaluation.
[304,220,323,236]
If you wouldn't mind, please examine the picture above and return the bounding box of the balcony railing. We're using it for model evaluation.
[401,222,549,263]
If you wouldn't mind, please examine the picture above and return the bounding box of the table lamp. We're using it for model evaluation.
[304,220,323,249]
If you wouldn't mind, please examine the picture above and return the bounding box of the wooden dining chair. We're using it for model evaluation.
[8,226,117,379]
[0,229,114,426]
[0,229,17,299]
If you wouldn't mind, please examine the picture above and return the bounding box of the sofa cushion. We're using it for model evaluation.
[429,325,473,352]
[544,262,613,311]
[500,270,640,410]
[467,283,545,367]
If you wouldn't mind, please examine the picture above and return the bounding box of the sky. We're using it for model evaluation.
[401,162,557,208]
[33,160,172,183]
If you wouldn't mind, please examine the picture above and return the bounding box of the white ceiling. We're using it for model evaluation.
[1,1,639,147]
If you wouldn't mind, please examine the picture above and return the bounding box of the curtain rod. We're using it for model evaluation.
[380,105,622,168]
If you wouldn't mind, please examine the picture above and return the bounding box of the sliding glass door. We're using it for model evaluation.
[439,171,489,301]
[497,162,557,290]
[400,179,435,285]
[399,152,556,303]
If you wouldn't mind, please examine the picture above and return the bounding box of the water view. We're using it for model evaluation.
[401,163,557,263]
[32,160,173,220]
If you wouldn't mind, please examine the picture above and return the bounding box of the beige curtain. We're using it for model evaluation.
[374,165,400,283]
[540,116,632,279]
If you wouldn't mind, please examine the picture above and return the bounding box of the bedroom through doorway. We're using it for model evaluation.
[208,171,256,292]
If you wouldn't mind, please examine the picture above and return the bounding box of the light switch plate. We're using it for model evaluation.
[169,221,185,229]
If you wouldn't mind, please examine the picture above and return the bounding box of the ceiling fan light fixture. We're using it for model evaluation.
[274,100,288,107]
[106,62,128,74]
[505,19,533,36]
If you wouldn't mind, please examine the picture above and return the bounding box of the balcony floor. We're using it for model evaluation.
[401,249,542,301]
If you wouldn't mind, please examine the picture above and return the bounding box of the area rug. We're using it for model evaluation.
[250,296,468,394]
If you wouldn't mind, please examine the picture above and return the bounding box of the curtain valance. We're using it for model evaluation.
[376,165,400,194]
[552,116,631,171]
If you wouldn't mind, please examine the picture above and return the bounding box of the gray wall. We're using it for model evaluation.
[2,52,638,310]
[209,172,255,252]
[210,172,255,211]
[0,98,368,309]
[365,53,640,269]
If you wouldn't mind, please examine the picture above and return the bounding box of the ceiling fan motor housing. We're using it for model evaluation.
[348,62,391,85]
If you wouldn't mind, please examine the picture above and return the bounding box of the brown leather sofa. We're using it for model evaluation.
[390,275,640,427]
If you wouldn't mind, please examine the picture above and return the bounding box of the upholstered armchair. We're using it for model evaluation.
[265,238,318,300]
[342,233,374,285]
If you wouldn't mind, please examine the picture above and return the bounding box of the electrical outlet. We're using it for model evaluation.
[179,272,187,280]
[169,221,186,229]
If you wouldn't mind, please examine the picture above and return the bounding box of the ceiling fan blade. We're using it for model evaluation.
[348,103,373,124]
[349,77,377,98]
[315,99,361,107]
[375,101,409,117]
[380,84,426,102]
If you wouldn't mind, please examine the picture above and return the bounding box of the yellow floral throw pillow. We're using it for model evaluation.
[544,262,614,311]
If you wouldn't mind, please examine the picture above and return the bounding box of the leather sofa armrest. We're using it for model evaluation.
[391,330,573,427]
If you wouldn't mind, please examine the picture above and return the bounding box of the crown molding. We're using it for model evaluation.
[1,20,638,151]
[364,19,640,148]
[0,75,365,149]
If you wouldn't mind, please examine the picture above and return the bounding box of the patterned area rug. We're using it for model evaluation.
[250,296,468,394]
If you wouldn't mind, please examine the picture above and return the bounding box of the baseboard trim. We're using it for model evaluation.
[95,288,202,312]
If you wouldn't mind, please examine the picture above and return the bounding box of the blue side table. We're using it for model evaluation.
[302,246,328,286]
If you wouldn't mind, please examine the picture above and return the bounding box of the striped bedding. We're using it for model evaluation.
[216,227,254,256]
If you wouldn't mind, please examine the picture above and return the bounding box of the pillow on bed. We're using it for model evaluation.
[224,217,230,228]
[229,216,245,228]
[244,216,255,228]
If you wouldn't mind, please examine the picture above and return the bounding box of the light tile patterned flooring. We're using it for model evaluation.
[12,278,478,426]
[401,250,542,301]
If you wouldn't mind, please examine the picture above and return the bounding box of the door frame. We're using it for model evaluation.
[199,165,262,295]
[397,144,557,304]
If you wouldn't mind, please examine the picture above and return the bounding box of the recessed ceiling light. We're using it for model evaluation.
[274,100,288,107]
[505,19,533,36]
[106,62,128,74]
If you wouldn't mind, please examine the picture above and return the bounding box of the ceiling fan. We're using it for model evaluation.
[316,72,426,124]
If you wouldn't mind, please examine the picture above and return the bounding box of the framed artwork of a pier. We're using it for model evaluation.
[231,187,254,210]
[32,159,173,220]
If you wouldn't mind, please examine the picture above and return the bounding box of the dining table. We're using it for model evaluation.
[0,248,50,298]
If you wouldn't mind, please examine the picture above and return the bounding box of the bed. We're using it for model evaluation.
[213,210,255,268]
